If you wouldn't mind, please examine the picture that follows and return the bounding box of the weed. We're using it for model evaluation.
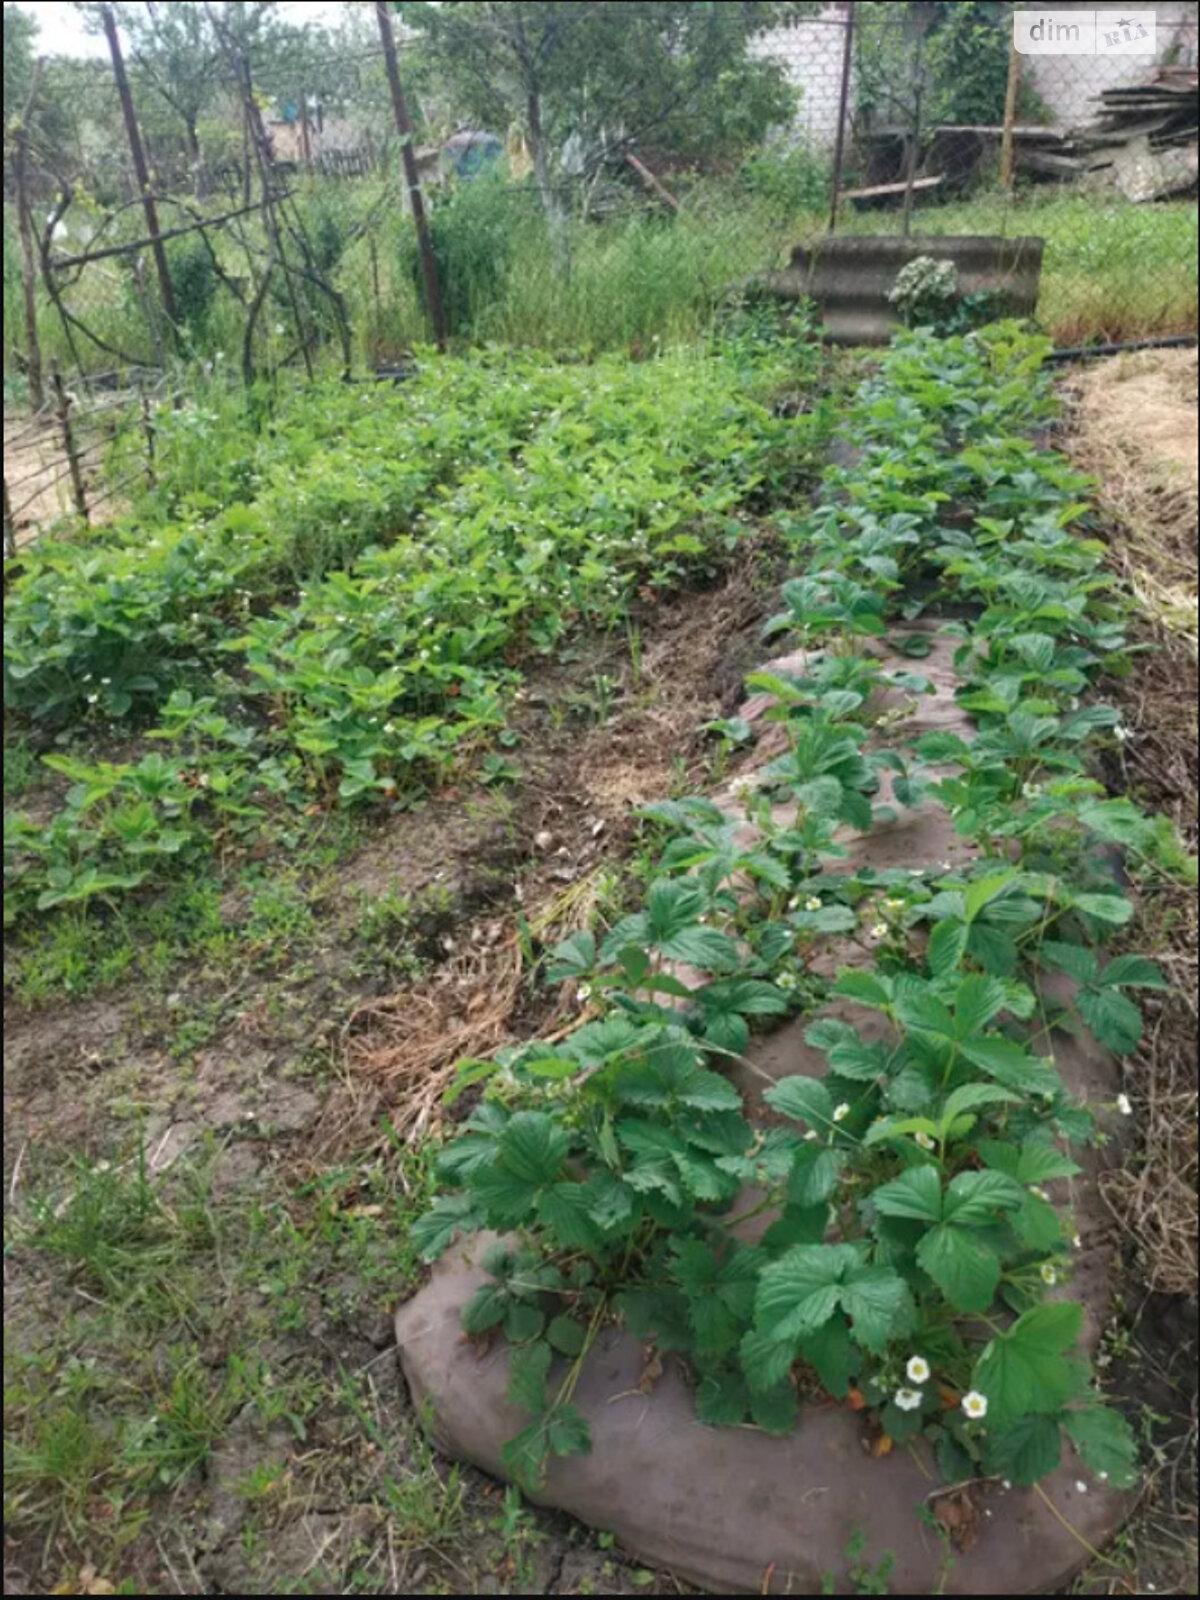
[822,1529,898,1594]
[4,740,35,798]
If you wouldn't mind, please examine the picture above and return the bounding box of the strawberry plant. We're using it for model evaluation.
[413,323,1193,1495]
[5,337,828,925]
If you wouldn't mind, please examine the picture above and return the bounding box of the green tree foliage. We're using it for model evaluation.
[3,3,37,124]
[114,1,226,181]
[855,2,1048,138]
[398,1,803,252]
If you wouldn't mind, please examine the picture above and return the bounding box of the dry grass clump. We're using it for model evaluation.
[341,868,609,1145]
[1065,348,1198,652]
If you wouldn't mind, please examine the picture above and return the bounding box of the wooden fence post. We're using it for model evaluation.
[14,59,46,410]
[375,0,447,351]
[50,363,89,523]
[828,1,856,235]
[3,479,16,560]
[141,392,157,487]
[99,3,179,347]
[1000,36,1022,193]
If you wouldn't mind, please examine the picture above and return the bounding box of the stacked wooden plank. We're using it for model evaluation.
[1016,67,1198,199]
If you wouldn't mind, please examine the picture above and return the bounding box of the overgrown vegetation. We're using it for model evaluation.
[413,323,1195,1493]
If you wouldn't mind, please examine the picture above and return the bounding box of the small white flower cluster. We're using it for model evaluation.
[730,773,764,802]
[893,1355,930,1412]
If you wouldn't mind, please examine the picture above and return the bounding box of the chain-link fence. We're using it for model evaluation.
[757,2,1199,343]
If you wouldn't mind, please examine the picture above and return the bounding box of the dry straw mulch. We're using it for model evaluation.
[1064,349,1199,1298]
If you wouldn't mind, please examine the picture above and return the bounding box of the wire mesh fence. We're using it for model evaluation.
[759,3,1199,343]
[3,0,1197,410]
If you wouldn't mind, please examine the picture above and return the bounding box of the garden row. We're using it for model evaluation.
[4,316,825,924]
[410,323,1197,1496]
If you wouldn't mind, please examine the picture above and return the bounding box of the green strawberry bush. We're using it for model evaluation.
[412,323,1195,1494]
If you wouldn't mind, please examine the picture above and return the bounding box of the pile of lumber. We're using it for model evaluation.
[1017,67,1198,200]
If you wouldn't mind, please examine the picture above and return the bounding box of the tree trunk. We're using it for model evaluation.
[100,3,179,343]
[186,115,203,198]
[526,85,570,281]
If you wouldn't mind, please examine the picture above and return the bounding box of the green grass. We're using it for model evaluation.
[346,179,1198,356]
[338,179,1199,357]
[4,1137,450,1589]
[832,193,1199,345]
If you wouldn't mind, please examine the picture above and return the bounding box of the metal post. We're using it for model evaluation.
[375,0,447,351]
[827,2,855,234]
[1000,35,1021,192]
[900,24,928,240]
[50,363,89,523]
[99,3,178,343]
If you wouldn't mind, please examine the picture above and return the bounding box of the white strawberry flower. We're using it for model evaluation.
[869,922,888,940]
[894,1388,922,1412]
[962,1391,988,1420]
[805,896,823,912]
[1040,1263,1058,1285]
[832,1102,851,1123]
[914,1130,936,1151]
[906,1355,931,1385]
[1116,1093,1133,1116]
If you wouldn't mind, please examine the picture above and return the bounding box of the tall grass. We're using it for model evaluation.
[344,178,1199,357]
[5,175,1197,378]
[342,174,798,360]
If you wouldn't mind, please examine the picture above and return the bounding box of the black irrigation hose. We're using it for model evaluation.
[1046,334,1199,363]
